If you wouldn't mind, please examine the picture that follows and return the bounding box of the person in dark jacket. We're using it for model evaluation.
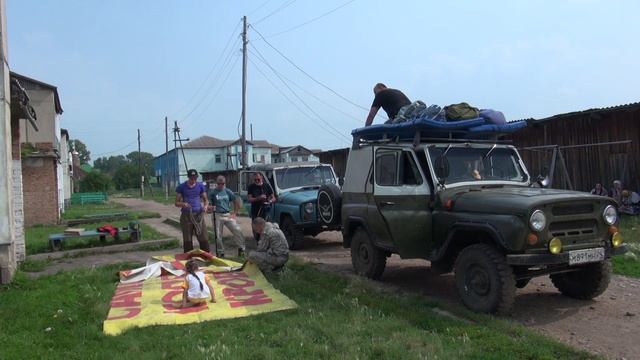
[365,83,411,126]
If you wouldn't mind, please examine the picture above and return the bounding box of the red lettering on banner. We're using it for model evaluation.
[213,271,273,308]
[107,308,141,320]
[160,274,209,314]
[107,281,144,320]
[217,278,256,288]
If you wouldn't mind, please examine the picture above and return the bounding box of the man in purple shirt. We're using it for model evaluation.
[175,169,211,253]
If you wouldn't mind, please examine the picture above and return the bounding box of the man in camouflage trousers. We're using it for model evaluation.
[248,217,289,272]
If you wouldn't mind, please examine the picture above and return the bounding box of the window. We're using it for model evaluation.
[375,152,397,186]
[302,156,309,161]
[399,151,422,185]
[215,154,221,163]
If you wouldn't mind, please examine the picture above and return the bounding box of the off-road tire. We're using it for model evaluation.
[454,244,516,314]
[550,260,611,300]
[317,183,342,226]
[281,215,304,250]
[515,279,530,289]
[350,228,386,280]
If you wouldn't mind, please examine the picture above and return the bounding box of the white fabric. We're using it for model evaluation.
[186,272,211,299]
[120,258,184,284]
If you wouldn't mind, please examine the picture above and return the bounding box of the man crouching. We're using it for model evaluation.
[248,217,289,272]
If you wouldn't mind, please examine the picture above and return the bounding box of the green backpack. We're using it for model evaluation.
[444,102,480,121]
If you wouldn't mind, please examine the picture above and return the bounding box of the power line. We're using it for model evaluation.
[248,51,350,143]
[249,57,349,145]
[248,46,351,142]
[178,53,242,132]
[247,0,275,16]
[179,37,241,122]
[249,44,360,123]
[250,24,378,117]
[266,0,356,38]
[170,19,242,118]
[253,0,298,25]
[93,138,138,158]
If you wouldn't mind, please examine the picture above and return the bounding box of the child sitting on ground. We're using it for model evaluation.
[181,259,215,307]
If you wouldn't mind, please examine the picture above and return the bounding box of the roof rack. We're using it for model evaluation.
[352,130,513,149]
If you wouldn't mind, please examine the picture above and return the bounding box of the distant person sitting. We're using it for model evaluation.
[590,183,608,197]
[365,83,411,126]
[611,180,623,204]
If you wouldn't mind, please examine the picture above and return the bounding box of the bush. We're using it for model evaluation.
[79,171,113,192]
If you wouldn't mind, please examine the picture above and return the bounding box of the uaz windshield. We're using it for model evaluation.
[275,165,336,190]
[427,145,528,185]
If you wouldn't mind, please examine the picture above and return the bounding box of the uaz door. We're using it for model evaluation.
[373,147,432,258]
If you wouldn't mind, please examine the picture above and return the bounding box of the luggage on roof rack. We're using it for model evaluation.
[351,117,528,147]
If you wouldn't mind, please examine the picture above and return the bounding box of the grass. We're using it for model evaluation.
[62,202,160,221]
[0,259,595,360]
[613,215,640,277]
[18,258,50,272]
[25,221,172,255]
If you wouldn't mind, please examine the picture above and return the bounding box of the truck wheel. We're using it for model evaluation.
[454,244,516,314]
[281,216,304,250]
[317,184,342,226]
[550,260,611,300]
[515,279,530,289]
[350,228,386,280]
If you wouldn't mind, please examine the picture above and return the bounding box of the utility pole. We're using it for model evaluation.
[250,123,253,141]
[164,116,169,200]
[241,15,248,169]
[137,129,144,197]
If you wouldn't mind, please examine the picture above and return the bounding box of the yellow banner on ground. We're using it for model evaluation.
[103,256,297,336]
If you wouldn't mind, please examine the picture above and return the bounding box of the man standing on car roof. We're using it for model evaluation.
[364,83,411,126]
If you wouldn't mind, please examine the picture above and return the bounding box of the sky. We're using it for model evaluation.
[7,0,640,160]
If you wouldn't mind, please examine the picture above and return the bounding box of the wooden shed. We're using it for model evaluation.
[506,102,640,192]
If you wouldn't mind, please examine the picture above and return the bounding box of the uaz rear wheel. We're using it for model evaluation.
[350,228,386,280]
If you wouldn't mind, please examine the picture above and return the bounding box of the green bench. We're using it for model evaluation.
[70,192,108,205]
[48,222,142,251]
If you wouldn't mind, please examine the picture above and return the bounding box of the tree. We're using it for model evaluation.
[79,171,112,192]
[70,139,91,165]
[112,164,140,190]
[125,151,155,178]
[94,155,128,175]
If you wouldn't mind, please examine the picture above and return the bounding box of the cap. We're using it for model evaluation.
[187,169,198,178]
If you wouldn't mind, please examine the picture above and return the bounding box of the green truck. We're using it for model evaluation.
[322,138,627,313]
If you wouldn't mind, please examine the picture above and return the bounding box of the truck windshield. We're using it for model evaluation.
[275,165,336,190]
[427,145,528,185]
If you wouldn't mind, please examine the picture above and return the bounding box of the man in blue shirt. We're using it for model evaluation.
[208,175,245,257]
[175,169,210,253]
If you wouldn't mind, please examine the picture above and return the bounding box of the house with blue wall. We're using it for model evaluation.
[154,136,275,189]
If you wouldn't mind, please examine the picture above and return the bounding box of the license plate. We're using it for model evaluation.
[569,248,605,265]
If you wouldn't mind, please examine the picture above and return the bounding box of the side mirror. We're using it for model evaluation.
[537,175,550,188]
[338,178,344,187]
[434,155,450,182]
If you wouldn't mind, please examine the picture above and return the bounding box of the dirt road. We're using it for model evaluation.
[113,198,640,359]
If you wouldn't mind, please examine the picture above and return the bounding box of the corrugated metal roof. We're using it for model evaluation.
[533,101,640,123]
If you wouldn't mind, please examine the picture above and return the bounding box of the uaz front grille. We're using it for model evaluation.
[551,203,594,216]
[549,219,597,237]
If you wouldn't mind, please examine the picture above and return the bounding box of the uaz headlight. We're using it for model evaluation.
[603,205,617,225]
[529,210,547,232]
[304,202,314,214]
